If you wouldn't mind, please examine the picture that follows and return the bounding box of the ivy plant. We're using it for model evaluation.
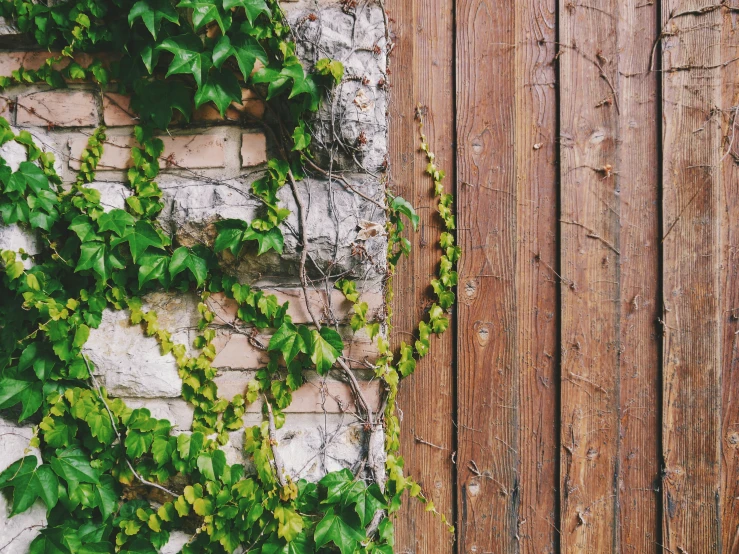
[0,1,459,553]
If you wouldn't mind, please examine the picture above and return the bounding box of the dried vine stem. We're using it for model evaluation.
[286,166,386,491]
[264,395,289,488]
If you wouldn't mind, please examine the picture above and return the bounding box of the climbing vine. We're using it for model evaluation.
[0,1,459,553]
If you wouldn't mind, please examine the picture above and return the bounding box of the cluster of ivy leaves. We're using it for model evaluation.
[0,0,460,552]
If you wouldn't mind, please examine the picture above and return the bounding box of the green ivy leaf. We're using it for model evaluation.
[169,246,208,286]
[132,80,193,129]
[391,196,420,231]
[17,161,49,193]
[315,58,344,85]
[310,327,343,375]
[0,458,59,515]
[268,322,308,366]
[194,67,242,116]
[355,484,386,527]
[111,220,164,263]
[97,209,135,237]
[292,122,311,151]
[125,429,152,459]
[223,0,270,24]
[138,252,170,288]
[243,225,284,255]
[0,378,43,421]
[177,431,204,461]
[151,436,173,466]
[158,34,213,87]
[95,475,119,520]
[70,215,100,242]
[50,447,100,485]
[75,241,108,278]
[214,218,249,256]
[212,34,262,81]
[177,0,231,33]
[129,0,180,39]
[274,505,304,542]
[261,534,311,554]
[196,450,226,481]
[314,508,365,554]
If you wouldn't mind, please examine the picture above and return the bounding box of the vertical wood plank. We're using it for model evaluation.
[514,0,560,552]
[456,0,518,551]
[721,6,739,551]
[660,1,722,552]
[390,0,457,550]
[558,1,620,552]
[617,1,662,552]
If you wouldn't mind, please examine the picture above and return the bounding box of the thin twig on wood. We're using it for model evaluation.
[560,220,620,254]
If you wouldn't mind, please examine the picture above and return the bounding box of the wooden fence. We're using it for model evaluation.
[389,0,739,552]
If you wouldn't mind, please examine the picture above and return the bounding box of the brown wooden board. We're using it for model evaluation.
[514,1,561,552]
[721,5,739,552]
[660,1,722,552]
[617,1,662,551]
[389,0,457,552]
[455,0,519,552]
[558,1,620,552]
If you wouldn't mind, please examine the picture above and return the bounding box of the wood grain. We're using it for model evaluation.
[390,0,457,551]
[456,0,519,551]
[660,1,722,552]
[558,1,620,552]
[514,1,560,552]
[617,1,662,552]
[720,4,739,553]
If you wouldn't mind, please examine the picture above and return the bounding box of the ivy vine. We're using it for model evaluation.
[0,1,459,553]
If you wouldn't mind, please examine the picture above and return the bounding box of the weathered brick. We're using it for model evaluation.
[102,92,137,127]
[69,133,225,170]
[122,398,194,431]
[207,289,384,326]
[69,135,133,170]
[241,132,267,167]
[0,51,56,76]
[162,134,225,169]
[212,328,380,370]
[17,90,99,127]
[214,370,382,413]
[0,52,115,81]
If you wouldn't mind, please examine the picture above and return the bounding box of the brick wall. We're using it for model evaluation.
[0,1,389,551]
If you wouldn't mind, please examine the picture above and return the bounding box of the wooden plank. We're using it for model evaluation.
[514,0,560,552]
[660,1,722,552]
[720,5,739,553]
[616,1,662,552]
[390,0,457,551]
[558,1,620,552]
[456,0,518,551]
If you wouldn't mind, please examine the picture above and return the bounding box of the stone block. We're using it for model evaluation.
[17,90,99,127]
[0,224,41,268]
[83,292,200,398]
[69,133,226,171]
[87,181,131,212]
[102,93,137,127]
[120,398,195,431]
[161,175,386,283]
